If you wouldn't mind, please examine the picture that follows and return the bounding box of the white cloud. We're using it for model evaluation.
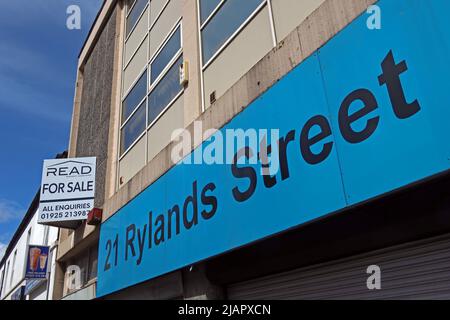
[0,199,25,224]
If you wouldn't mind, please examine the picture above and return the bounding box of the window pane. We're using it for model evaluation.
[126,0,136,14]
[121,101,146,154]
[151,27,181,83]
[122,70,147,124]
[77,252,89,287]
[201,0,264,64]
[199,0,222,24]
[88,245,98,281]
[148,56,183,125]
[126,0,148,37]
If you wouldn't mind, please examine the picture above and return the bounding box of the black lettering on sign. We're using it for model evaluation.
[378,50,421,119]
[167,205,181,240]
[104,234,118,271]
[103,50,423,273]
[154,214,165,246]
[136,225,147,266]
[201,183,218,220]
[183,181,199,230]
[125,224,136,261]
[301,115,334,165]
[278,130,296,181]
[232,147,257,202]
[339,88,380,144]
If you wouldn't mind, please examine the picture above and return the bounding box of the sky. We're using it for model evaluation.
[0,0,103,259]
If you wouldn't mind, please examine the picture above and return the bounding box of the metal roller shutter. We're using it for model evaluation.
[227,234,450,300]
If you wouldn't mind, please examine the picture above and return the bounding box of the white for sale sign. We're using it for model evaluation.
[38,157,96,224]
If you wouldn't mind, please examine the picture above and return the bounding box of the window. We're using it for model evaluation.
[119,2,184,173]
[88,245,98,281]
[148,55,183,125]
[147,22,183,127]
[150,26,182,83]
[121,100,146,154]
[63,245,98,296]
[199,0,222,24]
[0,268,4,294]
[3,261,9,292]
[126,0,148,37]
[120,70,147,156]
[78,253,89,287]
[122,71,147,124]
[26,228,32,246]
[10,251,17,286]
[200,0,265,65]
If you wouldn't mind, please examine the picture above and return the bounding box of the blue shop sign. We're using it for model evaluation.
[97,0,450,297]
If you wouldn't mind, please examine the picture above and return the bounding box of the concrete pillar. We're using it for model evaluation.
[51,260,65,300]
[68,70,83,158]
[105,0,125,201]
[181,0,202,128]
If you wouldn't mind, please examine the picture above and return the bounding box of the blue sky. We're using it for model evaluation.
[0,0,103,257]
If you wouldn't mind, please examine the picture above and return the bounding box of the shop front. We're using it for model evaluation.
[96,0,450,299]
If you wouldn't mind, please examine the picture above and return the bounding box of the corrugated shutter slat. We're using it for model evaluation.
[227,234,450,300]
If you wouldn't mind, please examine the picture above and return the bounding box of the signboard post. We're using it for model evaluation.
[38,157,96,224]
[25,245,50,280]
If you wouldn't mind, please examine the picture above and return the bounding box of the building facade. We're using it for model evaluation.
[0,192,60,300]
[53,0,450,300]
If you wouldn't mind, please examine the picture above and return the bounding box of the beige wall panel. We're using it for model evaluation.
[123,35,148,94]
[150,0,169,25]
[119,135,146,186]
[147,95,184,162]
[203,7,273,109]
[124,7,149,63]
[149,0,182,60]
[271,0,325,42]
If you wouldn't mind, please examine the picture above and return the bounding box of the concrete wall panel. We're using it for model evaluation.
[149,0,182,59]
[119,135,146,186]
[203,7,273,109]
[124,7,149,63]
[271,0,325,41]
[147,95,184,162]
[123,36,148,94]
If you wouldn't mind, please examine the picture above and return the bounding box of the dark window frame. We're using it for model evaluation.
[199,0,266,67]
